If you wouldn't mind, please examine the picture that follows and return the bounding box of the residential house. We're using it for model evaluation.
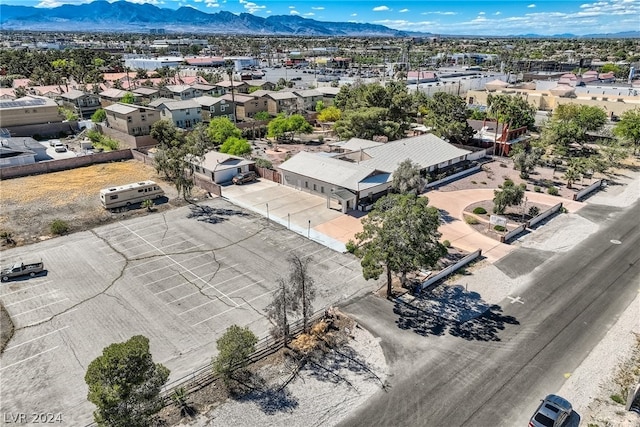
[279,134,474,212]
[104,102,160,137]
[468,119,529,156]
[193,96,235,122]
[247,80,276,91]
[215,80,250,95]
[160,84,198,101]
[156,99,202,130]
[263,91,299,115]
[315,86,340,105]
[0,137,48,168]
[132,87,161,104]
[293,89,323,112]
[0,88,16,100]
[59,89,101,119]
[192,150,255,184]
[99,88,133,107]
[0,95,61,127]
[191,83,217,97]
[220,93,268,121]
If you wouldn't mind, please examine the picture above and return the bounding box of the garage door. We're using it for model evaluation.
[217,168,238,184]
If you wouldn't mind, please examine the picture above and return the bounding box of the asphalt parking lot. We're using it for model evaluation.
[0,198,374,426]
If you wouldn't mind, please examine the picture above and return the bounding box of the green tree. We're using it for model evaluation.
[486,93,536,130]
[121,92,135,104]
[84,335,170,427]
[335,107,404,141]
[510,145,542,179]
[391,159,425,194]
[267,114,313,141]
[613,108,640,154]
[419,92,474,144]
[219,136,252,156]
[253,111,271,121]
[207,117,242,146]
[493,179,525,214]
[315,100,325,112]
[213,325,258,383]
[317,106,341,122]
[91,108,106,123]
[353,194,446,297]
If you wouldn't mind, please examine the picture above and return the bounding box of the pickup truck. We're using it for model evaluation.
[1,261,44,282]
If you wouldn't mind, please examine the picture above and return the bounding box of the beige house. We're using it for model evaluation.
[467,85,640,118]
[263,91,299,115]
[104,102,159,137]
[220,93,268,121]
[215,80,250,94]
[0,95,62,127]
[293,89,324,112]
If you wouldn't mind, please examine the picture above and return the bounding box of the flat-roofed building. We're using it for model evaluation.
[0,96,61,127]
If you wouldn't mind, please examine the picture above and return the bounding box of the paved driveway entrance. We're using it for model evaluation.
[221,180,363,251]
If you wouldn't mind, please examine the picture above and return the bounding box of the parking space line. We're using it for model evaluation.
[4,326,69,352]
[192,289,277,327]
[347,274,362,283]
[13,298,69,317]
[307,246,329,258]
[30,307,78,325]
[0,281,51,298]
[292,240,315,251]
[227,279,265,295]
[329,260,356,274]
[169,272,250,304]
[146,262,239,288]
[0,346,59,371]
[153,281,189,295]
[133,252,218,270]
[134,241,205,257]
[119,222,239,307]
[5,289,58,307]
[137,257,221,279]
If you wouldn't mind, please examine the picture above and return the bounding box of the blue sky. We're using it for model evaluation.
[6,0,640,35]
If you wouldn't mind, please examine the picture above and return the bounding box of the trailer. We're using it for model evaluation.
[99,180,164,209]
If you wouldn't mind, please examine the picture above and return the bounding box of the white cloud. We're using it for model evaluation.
[290,9,299,15]
[351,13,357,16]
[528,4,536,8]
[478,11,485,15]
[373,5,390,11]
[205,0,219,7]
[303,12,314,16]
[35,0,88,6]
[311,6,324,10]
[289,5,295,8]
[420,11,456,15]
[372,19,435,30]
[399,8,409,13]
[495,11,501,15]
[242,1,266,13]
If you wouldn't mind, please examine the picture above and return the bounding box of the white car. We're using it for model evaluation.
[53,142,67,153]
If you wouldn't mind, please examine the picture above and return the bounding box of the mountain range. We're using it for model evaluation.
[0,0,409,37]
[0,0,637,38]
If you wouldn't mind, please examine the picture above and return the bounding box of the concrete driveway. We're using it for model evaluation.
[221,180,364,251]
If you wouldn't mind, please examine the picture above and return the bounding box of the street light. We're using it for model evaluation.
[307,220,311,238]
[266,203,269,220]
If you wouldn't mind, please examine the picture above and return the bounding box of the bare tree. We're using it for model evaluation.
[287,253,316,333]
[266,278,291,348]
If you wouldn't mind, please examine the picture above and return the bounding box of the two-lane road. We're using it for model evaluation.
[340,201,639,426]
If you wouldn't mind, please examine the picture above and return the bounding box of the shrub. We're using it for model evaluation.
[0,230,15,245]
[470,180,477,184]
[480,181,487,185]
[442,240,451,248]
[547,186,559,196]
[610,394,625,405]
[534,185,542,193]
[472,207,487,215]
[141,199,154,211]
[50,219,70,235]
[345,240,357,254]
[528,206,540,217]
[499,163,508,168]
[494,225,506,232]
[253,157,273,169]
[464,215,479,225]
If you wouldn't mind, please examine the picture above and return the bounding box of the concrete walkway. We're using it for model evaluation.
[424,189,585,263]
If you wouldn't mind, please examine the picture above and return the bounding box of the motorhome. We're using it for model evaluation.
[100,181,164,209]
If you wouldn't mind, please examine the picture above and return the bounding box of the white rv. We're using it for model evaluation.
[100,181,164,209]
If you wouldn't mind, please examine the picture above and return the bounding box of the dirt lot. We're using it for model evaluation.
[0,160,206,247]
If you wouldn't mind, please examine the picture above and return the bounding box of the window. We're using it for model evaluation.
[141,115,146,121]
[127,116,132,123]
[138,189,144,193]
[186,110,190,115]
[305,181,309,188]
[313,184,317,191]
[321,186,324,193]
[110,195,118,200]
[221,105,226,112]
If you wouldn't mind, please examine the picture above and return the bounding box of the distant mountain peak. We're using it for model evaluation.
[0,0,410,36]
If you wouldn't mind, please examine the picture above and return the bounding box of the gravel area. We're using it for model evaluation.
[178,324,388,427]
[517,213,600,252]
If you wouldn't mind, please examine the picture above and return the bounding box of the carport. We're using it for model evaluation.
[330,188,356,213]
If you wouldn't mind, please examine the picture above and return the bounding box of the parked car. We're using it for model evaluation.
[53,142,67,152]
[48,139,61,147]
[2,261,44,282]
[232,171,257,185]
[529,394,572,427]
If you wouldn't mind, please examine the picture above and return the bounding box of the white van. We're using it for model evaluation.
[100,181,164,209]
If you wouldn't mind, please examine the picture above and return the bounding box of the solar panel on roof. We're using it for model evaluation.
[0,98,47,109]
